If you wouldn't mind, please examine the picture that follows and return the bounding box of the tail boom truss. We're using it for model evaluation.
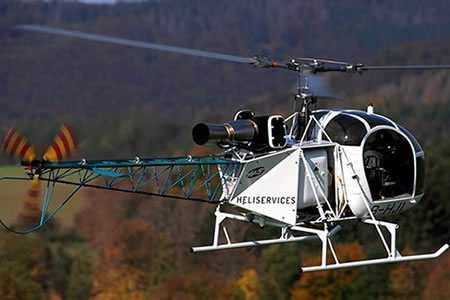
[0,156,241,233]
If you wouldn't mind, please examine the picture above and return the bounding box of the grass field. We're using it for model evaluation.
[0,165,87,229]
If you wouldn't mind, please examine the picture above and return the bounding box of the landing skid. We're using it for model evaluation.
[191,205,449,273]
[301,244,449,272]
[190,206,342,253]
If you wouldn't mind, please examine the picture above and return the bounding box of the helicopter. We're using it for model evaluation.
[0,24,449,273]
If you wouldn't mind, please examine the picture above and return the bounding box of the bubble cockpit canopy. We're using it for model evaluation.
[310,110,424,201]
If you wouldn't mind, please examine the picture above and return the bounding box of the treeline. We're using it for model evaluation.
[0,0,450,121]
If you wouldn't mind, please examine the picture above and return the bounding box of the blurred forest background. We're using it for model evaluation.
[0,0,449,299]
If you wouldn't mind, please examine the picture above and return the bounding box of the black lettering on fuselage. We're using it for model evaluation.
[371,205,380,215]
[234,195,296,205]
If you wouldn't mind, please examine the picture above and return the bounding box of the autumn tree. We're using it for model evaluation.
[289,242,364,300]
[235,268,263,300]
[90,219,155,300]
[384,248,424,300]
[422,252,450,300]
[151,270,236,300]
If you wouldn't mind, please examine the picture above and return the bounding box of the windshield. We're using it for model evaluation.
[325,114,367,145]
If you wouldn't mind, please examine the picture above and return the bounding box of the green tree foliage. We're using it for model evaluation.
[348,264,391,300]
[66,244,94,300]
[260,244,302,299]
[50,244,72,299]
[0,234,45,300]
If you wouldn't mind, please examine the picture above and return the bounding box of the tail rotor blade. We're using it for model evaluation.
[1,128,36,163]
[43,124,77,162]
[16,174,41,225]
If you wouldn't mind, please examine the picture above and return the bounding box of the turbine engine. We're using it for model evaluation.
[192,110,288,151]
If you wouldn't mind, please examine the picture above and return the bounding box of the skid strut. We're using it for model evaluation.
[191,205,342,253]
[300,218,449,272]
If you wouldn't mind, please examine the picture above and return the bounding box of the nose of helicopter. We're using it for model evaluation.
[309,109,424,218]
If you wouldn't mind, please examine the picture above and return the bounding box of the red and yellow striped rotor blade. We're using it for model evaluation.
[16,174,41,225]
[43,124,77,162]
[1,128,36,163]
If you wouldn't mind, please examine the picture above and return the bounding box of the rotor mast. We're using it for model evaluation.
[252,57,334,141]
[294,72,316,140]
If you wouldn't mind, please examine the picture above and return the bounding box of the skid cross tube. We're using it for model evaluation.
[191,205,342,253]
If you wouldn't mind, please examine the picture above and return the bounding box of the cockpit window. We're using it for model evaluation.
[349,111,395,128]
[363,129,414,201]
[398,125,423,153]
[416,156,425,195]
[312,110,328,120]
[325,114,367,145]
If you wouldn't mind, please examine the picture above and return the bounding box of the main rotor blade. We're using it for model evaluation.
[359,65,450,71]
[16,24,256,64]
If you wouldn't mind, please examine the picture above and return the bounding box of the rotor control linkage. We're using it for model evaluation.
[252,55,363,73]
[251,55,450,74]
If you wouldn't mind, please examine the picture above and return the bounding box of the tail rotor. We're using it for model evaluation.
[43,124,77,162]
[1,124,77,227]
[1,128,36,163]
[16,174,41,225]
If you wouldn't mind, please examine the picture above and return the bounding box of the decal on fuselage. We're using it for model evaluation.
[246,166,265,178]
[235,195,296,205]
[371,201,407,216]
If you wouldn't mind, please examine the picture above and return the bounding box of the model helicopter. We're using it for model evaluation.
[0,24,449,273]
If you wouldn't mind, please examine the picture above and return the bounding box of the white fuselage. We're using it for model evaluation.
[221,109,424,225]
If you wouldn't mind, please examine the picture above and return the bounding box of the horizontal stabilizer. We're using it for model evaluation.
[91,168,126,178]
